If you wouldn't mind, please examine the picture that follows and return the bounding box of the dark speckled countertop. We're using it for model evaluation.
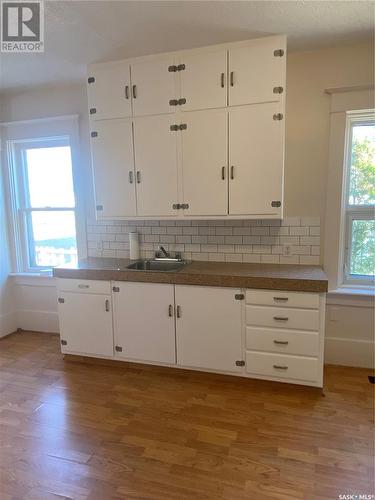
[53,258,328,293]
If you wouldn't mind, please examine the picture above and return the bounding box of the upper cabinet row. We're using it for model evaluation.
[87,36,286,119]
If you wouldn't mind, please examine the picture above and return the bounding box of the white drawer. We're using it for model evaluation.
[246,351,319,382]
[246,289,319,309]
[246,326,319,356]
[56,278,111,295]
[246,305,319,331]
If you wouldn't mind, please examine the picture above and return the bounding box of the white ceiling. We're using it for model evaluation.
[0,0,374,92]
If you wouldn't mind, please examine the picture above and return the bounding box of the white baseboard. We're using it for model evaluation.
[16,310,59,334]
[0,311,17,338]
[325,337,375,369]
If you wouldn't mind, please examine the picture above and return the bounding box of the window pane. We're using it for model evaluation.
[348,124,375,206]
[349,219,375,277]
[29,211,77,268]
[25,146,75,208]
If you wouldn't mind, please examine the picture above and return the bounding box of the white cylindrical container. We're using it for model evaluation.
[129,232,140,260]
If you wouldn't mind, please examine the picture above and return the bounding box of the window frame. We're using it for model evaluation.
[4,115,87,274]
[340,111,375,287]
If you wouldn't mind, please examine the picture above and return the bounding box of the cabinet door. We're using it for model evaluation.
[57,292,113,357]
[229,36,286,106]
[131,58,177,117]
[91,119,137,218]
[229,103,284,216]
[87,62,132,120]
[133,115,179,216]
[181,110,228,216]
[179,51,227,112]
[175,286,243,373]
[113,282,176,364]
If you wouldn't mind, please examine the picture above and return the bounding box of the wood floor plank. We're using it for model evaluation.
[0,331,374,499]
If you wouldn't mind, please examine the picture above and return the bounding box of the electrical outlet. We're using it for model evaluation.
[283,245,291,255]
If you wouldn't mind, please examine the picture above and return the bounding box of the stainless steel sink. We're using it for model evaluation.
[126,259,188,272]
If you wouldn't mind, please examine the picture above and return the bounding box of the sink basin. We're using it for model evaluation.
[126,259,187,272]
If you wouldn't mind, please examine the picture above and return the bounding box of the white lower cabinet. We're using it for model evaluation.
[56,279,325,387]
[56,279,113,358]
[175,285,243,373]
[112,282,176,364]
[245,289,325,387]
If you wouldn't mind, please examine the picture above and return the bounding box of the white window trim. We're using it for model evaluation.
[324,87,374,295]
[338,111,375,287]
[2,115,87,274]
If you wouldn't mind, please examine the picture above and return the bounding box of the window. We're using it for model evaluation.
[7,134,80,272]
[342,112,375,286]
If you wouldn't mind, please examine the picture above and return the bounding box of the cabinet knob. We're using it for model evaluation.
[274,49,285,57]
[125,85,129,99]
[221,166,226,180]
[132,85,137,98]
[273,86,284,94]
[273,113,283,121]
[176,305,181,318]
[169,99,178,106]
[168,305,173,317]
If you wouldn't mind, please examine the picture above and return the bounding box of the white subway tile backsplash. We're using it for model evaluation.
[86,218,321,264]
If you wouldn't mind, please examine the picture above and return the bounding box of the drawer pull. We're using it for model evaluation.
[273,316,288,321]
[273,364,288,370]
[273,340,289,345]
[168,304,173,317]
[273,297,288,302]
[78,284,90,289]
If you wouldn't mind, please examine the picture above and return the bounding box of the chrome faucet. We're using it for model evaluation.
[159,245,170,258]
[155,245,182,261]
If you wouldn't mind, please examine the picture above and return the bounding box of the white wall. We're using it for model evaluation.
[0,42,374,368]
[0,149,16,337]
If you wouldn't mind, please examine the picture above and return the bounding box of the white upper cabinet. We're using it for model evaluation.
[133,114,179,216]
[175,285,243,373]
[113,282,176,364]
[178,50,227,112]
[181,109,228,216]
[131,58,178,117]
[87,62,132,120]
[91,119,137,218]
[229,35,286,106]
[229,102,284,216]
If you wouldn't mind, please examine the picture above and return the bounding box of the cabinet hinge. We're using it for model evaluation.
[274,49,285,57]
[96,205,103,211]
[87,76,95,84]
[89,107,97,115]
[273,86,284,94]
[235,293,244,300]
[61,339,67,346]
[177,64,185,71]
[235,360,245,367]
[271,200,281,208]
[115,345,123,352]
[273,113,283,121]
[58,297,65,304]
[168,65,177,72]
[112,286,120,292]
[91,131,98,138]
[178,98,186,105]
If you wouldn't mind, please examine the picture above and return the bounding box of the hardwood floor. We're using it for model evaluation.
[0,331,373,500]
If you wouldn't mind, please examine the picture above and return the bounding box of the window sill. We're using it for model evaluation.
[328,286,374,297]
[9,272,56,287]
